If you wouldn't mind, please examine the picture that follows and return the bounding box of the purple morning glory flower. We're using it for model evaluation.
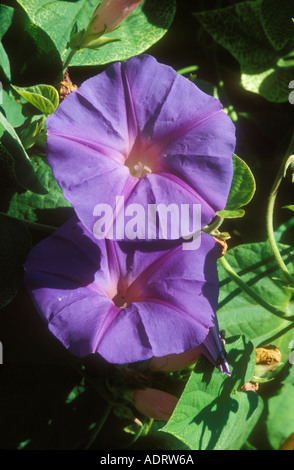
[47,54,235,240]
[24,216,229,373]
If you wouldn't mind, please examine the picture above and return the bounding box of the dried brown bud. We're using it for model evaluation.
[255,346,282,365]
[240,382,259,392]
[214,230,228,256]
[280,433,294,450]
[57,81,78,102]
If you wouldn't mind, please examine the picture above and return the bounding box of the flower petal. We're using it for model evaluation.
[47,61,129,156]
[200,325,231,375]
[125,172,215,232]
[24,217,222,365]
[47,55,235,238]
[97,300,210,363]
[26,271,115,357]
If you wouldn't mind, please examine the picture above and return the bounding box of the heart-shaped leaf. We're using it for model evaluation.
[0,111,45,194]
[216,154,256,219]
[161,336,263,450]
[16,0,177,67]
[217,242,294,360]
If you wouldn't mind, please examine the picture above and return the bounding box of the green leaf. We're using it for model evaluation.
[227,155,256,210]
[0,44,10,81]
[283,205,294,212]
[0,5,14,80]
[194,1,277,75]
[0,5,14,42]
[241,65,294,103]
[0,215,32,310]
[161,336,264,450]
[217,209,245,219]
[266,382,294,449]
[5,154,73,229]
[129,420,190,451]
[259,0,294,50]
[274,216,294,244]
[0,142,16,183]
[11,84,59,115]
[217,242,294,354]
[20,115,46,150]
[16,0,176,67]
[194,1,294,102]
[284,364,294,385]
[0,89,26,128]
[0,111,45,194]
[219,154,256,218]
[1,7,62,86]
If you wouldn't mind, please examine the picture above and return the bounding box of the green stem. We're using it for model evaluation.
[265,133,294,286]
[177,65,199,75]
[83,402,112,450]
[219,255,294,322]
[62,48,77,73]
[266,167,294,286]
[202,216,224,234]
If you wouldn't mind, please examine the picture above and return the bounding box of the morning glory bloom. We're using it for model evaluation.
[47,54,235,242]
[24,216,229,373]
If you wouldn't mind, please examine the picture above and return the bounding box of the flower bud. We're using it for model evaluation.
[132,388,178,421]
[57,70,78,101]
[240,382,259,392]
[57,81,78,101]
[149,347,201,373]
[251,345,283,383]
[69,1,143,51]
[87,0,144,36]
[255,345,282,365]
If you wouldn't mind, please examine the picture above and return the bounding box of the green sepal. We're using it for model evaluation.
[251,362,284,384]
[84,36,121,50]
[69,25,108,51]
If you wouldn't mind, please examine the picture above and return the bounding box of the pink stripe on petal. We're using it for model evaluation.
[92,303,121,352]
[49,132,125,164]
[126,244,183,300]
[145,109,224,158]
[156,171,216,217]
